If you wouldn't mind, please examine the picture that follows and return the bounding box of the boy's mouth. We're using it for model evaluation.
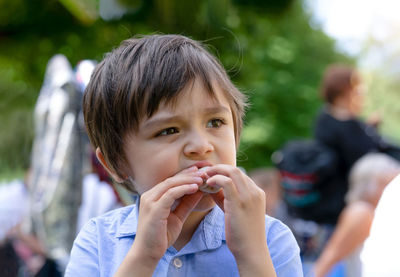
[190,161,213,169]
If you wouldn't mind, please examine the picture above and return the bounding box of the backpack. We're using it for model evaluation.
[273,139,340,222]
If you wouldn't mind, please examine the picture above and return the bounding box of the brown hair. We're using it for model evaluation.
[320,64,359,104]
[83,34,247,190]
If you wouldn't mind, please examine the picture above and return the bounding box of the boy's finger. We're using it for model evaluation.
[173,191,203,222]
[147,175,203,200]
[206,175,238,201]
[177,165,198,175]
[156,183,199,211]
[203,164,242,177]
[204,165,250,195]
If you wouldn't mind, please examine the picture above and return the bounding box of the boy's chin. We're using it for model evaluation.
[191,193,216,212]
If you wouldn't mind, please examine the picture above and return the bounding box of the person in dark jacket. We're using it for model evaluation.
[293,64,400,275]
[314,64,397,220]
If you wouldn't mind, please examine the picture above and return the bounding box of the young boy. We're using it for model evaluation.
[65,34,302,276]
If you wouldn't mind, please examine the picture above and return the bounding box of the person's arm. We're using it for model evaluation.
[314,201,374,277]
[205,165,277,276]
[366,111,381,129]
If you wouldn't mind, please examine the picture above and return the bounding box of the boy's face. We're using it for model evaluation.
[123,78,237,211]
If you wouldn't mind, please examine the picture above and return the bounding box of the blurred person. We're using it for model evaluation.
[0,55,102,276]
[314,64,400,221]
[313,153,400,277]
[289,64,400,276]
[27,54,84,272]
[0,177,31,276]
[274,140,341,276]
[248,167,289,220]
[0,172,62,276]
[0,178,29,243]
[25,55,102,274]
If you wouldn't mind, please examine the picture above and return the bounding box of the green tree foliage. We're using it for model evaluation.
[225,2,353,168]
[0,0,351,178]
[363,70,400,143]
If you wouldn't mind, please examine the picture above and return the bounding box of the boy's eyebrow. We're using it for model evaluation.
[142,115,184,129]
[142,105,231,129]
[202,105,231,115]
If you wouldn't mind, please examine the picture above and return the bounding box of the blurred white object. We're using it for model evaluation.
[0,180,28,241]
[29,54,84,270]
[361,174,400,276]
[77,174,121,233]
[75,60,97,93]
[99,0,141,20]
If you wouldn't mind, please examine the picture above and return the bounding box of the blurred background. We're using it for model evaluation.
[1,0,400,179]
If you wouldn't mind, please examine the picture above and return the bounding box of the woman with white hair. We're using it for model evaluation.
[313,152,400,277]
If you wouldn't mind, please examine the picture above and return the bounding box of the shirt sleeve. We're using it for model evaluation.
[266,217,303,276]
[65,219,100,277]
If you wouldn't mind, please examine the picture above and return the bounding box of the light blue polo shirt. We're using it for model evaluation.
[65,200,302,276]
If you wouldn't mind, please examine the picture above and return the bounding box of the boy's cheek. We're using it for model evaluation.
[137,169,180,192]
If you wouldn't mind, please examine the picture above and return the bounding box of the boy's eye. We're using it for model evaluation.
[157,127,179,136]
[206,118,225,128]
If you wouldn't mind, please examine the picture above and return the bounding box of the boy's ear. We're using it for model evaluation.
[95,147,125,183]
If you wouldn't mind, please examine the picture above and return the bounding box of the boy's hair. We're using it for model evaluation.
[83,34,247,190]
[320,64,359,104]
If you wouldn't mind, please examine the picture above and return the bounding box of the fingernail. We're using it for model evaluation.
[181,166,196,173]
[193,170,204,177]
[198,167,210,173]
[189,183,198,189]
[193,177,203,183]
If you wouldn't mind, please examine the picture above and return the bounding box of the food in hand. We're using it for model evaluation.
[198,166,221,193]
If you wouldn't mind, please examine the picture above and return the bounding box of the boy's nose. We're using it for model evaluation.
[183,131,214,158]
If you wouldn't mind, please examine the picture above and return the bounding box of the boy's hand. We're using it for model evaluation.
[131,166,203,263]
[205,165,276,276]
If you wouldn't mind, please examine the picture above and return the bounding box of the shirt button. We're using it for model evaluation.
[173,257,183,269]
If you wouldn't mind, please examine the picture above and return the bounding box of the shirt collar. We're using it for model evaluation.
[166,205,226,257]
[202,205,226,249]
[116,196,140,238]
